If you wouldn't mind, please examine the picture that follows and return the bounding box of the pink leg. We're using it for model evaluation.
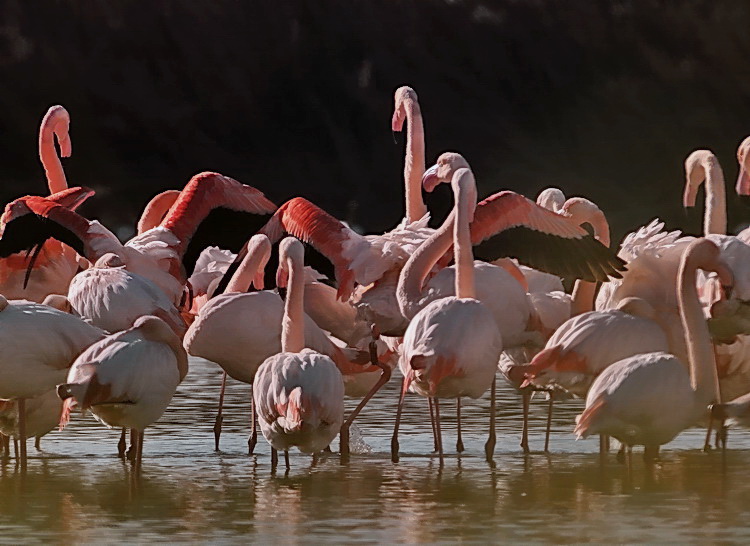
[391,375,410,463]
[456,397,465,453]
[341,340,392,459]
[18,398,27,469]
[118,428,127,458]
[520,389,530,454]
[485,377,497,461]
[428,398,438,452]
[248,389,258,455]
[433,397,444,464]
[214,371,228,451]
[544,392,553,453]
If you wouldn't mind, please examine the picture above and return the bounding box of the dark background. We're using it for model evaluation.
[1,0,749,243]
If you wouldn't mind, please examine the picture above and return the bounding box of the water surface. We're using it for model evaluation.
[2,357,748,543]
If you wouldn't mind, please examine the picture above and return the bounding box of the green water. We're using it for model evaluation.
[1,358,747,543]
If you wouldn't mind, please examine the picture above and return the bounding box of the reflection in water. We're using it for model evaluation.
[1,358,750,542]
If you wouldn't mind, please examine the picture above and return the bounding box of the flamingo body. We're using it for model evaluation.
[576,352,696,446]
[0,298,104,399]
[400,297,503,399]
[253,348,344,453]
[59,316,187,431]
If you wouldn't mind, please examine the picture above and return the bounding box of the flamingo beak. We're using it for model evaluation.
[391,108,405,133]
[683,183,698,208]
[422,164,440,192]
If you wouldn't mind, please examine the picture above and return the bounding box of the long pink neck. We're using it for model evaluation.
[281,250,305,353]
[570,211,611,315]
[702,157,727,235]
[39,107,70,195]
[397,212,454,319]
[138,190,181,234]
[225,237,271,293]
[404,99,427,222]
[678,255,720,406]
[453,169,476,299]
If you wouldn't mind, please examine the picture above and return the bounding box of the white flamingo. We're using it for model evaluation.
[575,239,730,461]
[253,237,345,469]
[57,315,188,469]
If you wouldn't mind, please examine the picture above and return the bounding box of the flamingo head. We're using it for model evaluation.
[392,86,418,132]
[559,197,610,245]
[94,252,127,268]
[736,136,750,198]
[422,152,471,193]
[683,149,715,207]
[535,187,566,212]
[686,239,734,296]
[276,236,304,289]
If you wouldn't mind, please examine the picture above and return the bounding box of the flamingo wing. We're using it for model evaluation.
[156,172,277,280]
[470,191,626,281]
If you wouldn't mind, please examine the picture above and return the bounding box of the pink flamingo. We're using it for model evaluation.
[0,106,93,302]
[58,315,188,469]
[575,239,730,461]
[0,172,277,305]
[0,295,104,466]
[392,153,504,463]
[253,237,345,469]
[67,253,187,337]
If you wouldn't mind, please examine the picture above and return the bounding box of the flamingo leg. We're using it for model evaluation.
[284,450,290,471]
[340,340,392,459]
[599,435,608,460]
[433,397,444,464]
[136,429,144,470]
[127,429,137,461]
[34,437,41,451]
[520,389,531,454]
[485,377,497,462]
[214,371,227,451]
[0,433,6,457]
[13,438,18,461]
[456,397,464,453]
[118,428,127,458]
[544,391,553,453]
[704,413,714,452]
[248,388,258,455]
[428,398,438,452]
[18,398,26,469]
[391,375,410,463]
[271,447,278,471]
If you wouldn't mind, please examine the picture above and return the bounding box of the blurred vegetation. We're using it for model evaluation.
[1,0,749,242]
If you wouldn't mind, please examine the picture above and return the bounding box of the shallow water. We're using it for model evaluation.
[3,357,750,543]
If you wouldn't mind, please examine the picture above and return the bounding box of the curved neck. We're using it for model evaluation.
[570,210,610,315]
[225,240,270,293]
[703,158,727,235]
[397,212,454,319]
[404,99,427,222]
[678,258,720,406]
[281,253,305,353]
[138,190,181,234]
[39,117,68,195]
[453,170,476,299]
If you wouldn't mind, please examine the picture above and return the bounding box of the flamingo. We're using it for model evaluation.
[184,235,380,452]
[0,172,277,306]
[575,239,730,461]
[253,237,345,469]
[392,153,504,463]
[0,295,104,466]
[57,315,188,469]
[67,253,187,337]
[0,106,93,302]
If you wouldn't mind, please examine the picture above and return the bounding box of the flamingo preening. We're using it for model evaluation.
[57,315,188,469]
[575,239,730,461]
[253,237,345,470]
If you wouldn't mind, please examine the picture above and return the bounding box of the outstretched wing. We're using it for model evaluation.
[471,191,626,281]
